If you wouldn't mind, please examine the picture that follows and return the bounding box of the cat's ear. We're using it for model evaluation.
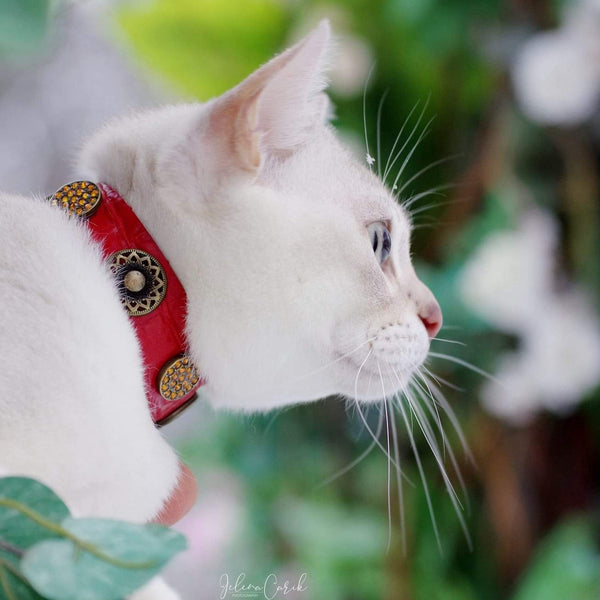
[208,20,331,172]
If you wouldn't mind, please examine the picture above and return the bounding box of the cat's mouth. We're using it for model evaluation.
[335,319,429,374]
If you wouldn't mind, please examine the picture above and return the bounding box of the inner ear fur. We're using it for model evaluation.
[207,20,331,173]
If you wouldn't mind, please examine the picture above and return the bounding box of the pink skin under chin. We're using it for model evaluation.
[152,462,198,526]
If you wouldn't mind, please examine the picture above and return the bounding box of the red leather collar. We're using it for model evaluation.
[48,181,204,426]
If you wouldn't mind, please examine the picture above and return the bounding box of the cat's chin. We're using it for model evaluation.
[336,359,418,402]
[201,360,417,411]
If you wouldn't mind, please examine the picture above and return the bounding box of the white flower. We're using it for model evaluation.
[461,208,600,424]
[481,353,544,425]
[329,34,374,98]
[459,210,557,333]
[523,293,600,405]
[482,291,600,424]
[512,29,600,125]
[366,153,375,166]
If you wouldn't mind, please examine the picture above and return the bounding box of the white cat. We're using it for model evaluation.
[0,21,441,599]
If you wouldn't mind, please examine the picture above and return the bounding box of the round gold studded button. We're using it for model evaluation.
[123,270,146,293]
[158,355,201,401]
[48,181,102,218]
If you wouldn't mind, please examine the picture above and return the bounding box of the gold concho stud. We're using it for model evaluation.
[158,355,201,402]
[108,249,167,316]
[48,181,102,218]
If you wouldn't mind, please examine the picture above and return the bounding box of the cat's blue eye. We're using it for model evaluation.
[367,222,392,266]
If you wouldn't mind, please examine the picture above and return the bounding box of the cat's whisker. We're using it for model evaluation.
[409,377,450,474]
[412,370,444,455]
[363,63,376,171]
[288,337,376,385]
[315,409,384,489]
[351,350,403,471]
[366,371,374,398]
[421,372,475,466]
[390,117,435,195]
[376,361,393,552]
[411,374,474,524]
[354,347,373,402]
[431,337,466,347]
[411,223,437,231]
[376,90,390,180]
[392,364,471,542]
[403,182,456,207]
[402,373,472,544]
[388,383,407,554]
[382,99,421,180]
[389,372,443,553]
[408,197,455,217]
[406,200,445,218]
[352,399,406,473]
[395,154,461,197]
[413,217,458,230]
[405,380,472,548]
[403,384,456,504]
[413,369,468,496]
[402,184,457,213]
[422,365,465,392]
[383,98,429,183]
[263,405,295,434]
[428,351,506,388]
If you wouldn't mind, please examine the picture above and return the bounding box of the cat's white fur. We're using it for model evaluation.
[0,22,440,598]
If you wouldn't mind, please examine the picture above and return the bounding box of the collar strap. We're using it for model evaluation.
[48,181,204,426]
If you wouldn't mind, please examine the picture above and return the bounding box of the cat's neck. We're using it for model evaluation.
[118,185,195,292]
[80,104,210,292]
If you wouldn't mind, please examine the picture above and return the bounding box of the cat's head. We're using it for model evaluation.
[80,21,441,411]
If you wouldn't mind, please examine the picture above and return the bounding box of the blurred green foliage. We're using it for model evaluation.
[2,0,600,598]
[0,0,50,57]
[118,0,288,99]
[513,518,600,600]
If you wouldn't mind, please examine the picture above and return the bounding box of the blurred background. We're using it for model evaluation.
[2,0,600,598]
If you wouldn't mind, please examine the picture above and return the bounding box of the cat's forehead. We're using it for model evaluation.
[264,128,410,229]
[357,192,407,223]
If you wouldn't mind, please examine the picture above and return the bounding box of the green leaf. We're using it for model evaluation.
[0,549,45,600]
[513,517,600,600]
[0,477,70,549]
[21,518,186,600]
[0,0,50,56]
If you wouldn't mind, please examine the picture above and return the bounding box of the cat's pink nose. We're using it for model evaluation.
[419,301,442,339]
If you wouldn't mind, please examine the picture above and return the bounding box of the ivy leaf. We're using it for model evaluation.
[21,518,187,600]
[0,477,70,549]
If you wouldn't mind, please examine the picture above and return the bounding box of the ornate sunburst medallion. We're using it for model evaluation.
[158,355,201,401]
[108,249,167,316]
[47,181,102,218]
